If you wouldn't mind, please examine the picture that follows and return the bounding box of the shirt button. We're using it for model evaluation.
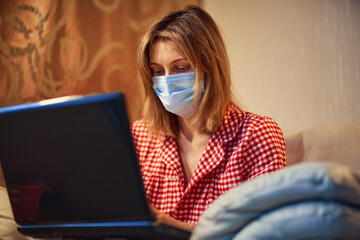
[178,203,184,208]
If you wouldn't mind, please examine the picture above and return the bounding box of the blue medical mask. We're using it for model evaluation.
[152,72,203,118]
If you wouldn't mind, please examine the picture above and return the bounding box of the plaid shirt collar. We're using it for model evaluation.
[215,104,246,143]
[157,104,246,189]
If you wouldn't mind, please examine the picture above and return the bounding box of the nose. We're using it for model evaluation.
[164,70,176,76]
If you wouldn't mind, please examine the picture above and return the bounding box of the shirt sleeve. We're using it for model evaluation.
[130,119,150,166]
[242,116,286,180]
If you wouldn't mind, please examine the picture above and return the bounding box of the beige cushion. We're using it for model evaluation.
[285,123,360,170]
[0,187,27,240]
[283,130,304,166]
[1,165,6,187]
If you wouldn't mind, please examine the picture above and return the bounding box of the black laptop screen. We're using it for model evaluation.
[0,92,152,225]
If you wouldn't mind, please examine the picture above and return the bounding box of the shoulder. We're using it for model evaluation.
[237,111,286,178]
[131,119,151,144]
[131,119,149,137]
[131,119,163,145]
[220,105,283,142]
[223,104,284,148]
[241,112,286,159]
[243,112,283,137]
[240,112,285,151]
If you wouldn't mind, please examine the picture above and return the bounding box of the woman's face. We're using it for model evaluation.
[149,39,193,77]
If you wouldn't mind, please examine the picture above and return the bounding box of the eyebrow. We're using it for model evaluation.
[150,58,188,66]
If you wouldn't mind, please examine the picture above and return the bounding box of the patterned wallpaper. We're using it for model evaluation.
[0,0,199,187]
[0,0,198,123]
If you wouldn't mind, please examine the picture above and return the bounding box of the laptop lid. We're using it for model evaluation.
[0,92,153,225]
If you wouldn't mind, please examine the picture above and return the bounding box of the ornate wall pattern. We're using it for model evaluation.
[0,0,198,187]
[0,0,198,122]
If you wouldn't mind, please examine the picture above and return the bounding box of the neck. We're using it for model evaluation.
[178,117,209,145]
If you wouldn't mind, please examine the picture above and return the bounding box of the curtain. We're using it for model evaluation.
[0,0,199,123]
[0,0,198,187]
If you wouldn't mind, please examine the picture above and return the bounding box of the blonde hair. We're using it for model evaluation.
[138,5,234,137]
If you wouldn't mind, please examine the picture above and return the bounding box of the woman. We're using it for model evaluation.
[131,5,286,231]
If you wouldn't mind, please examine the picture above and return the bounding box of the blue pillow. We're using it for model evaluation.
[191,162,360,240]
[233,201,360,240]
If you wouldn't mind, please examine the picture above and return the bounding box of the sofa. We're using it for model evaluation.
[1,122,359,239]
[283,122,360,170]
[192,122,360,239]
[0,186,27,240]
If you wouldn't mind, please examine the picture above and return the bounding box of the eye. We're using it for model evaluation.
[174,64,191,73]
[151,68,164,76]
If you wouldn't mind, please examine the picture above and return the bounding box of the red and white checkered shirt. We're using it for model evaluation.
[131,104,286,224]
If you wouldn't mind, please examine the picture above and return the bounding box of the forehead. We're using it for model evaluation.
[149,39,187,62]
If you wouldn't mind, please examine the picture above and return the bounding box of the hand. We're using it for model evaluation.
[149,205,196,232]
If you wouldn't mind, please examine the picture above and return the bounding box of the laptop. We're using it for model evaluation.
[0,92,191,240]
